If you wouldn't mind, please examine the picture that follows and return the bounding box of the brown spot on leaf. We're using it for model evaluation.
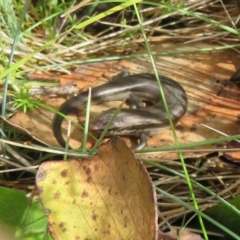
[82,190,89,198]
[61,169,68,177]
[53,191,61,199]
[52,179,57,185]
[92,214,98,221]
[190,126,197,132]
[94,164,99,171]
[86,167,91,175]
[103,230,110,235]
[86,176,92,183]
[59,222,65,228]
[176,125,184,131]
[83,166,91,175]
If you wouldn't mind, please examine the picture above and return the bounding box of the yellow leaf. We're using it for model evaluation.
[36,137,157,240]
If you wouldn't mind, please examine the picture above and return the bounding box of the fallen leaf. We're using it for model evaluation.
[9,42,240,159]
[27,61,116,89]
[0,114,50,147]
[36,137,158,240]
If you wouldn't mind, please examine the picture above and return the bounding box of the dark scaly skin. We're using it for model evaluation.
[52,72,188,149]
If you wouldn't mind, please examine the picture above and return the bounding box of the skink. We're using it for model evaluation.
[52,72,188,149]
